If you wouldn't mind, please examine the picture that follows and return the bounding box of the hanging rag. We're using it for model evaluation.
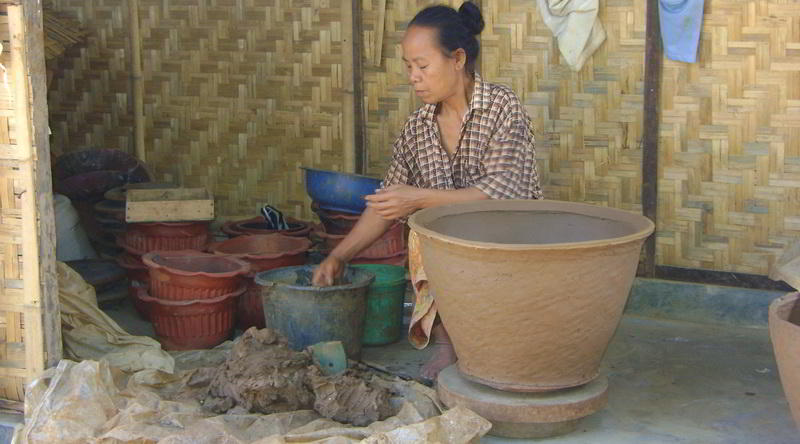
[659,0,705,63]
[260,204,289,230]
[536,0,606,72]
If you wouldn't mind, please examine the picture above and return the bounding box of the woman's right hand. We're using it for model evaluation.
[312,254,345,286]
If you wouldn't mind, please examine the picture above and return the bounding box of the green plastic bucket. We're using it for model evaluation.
[353,264,408,345]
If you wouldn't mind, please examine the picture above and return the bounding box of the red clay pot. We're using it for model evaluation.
[207,234,311,330]
[125,222,210,253]
[135,286,243,350]
[142,250,250,301]
[222,217,312,238]
[207,234,311,272]
[311,203,361,235]
[318,222,406,259]
[236,282,265,329]
[130,281,151,320]
[116,252,149,283]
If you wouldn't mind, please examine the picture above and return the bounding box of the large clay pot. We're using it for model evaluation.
[407,200,654,392]
[142,250,250,301]
[769,292,800,429]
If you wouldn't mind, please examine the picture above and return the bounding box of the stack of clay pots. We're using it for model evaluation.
[207,234,312,330]
[116,220,211,315]
[221,216,313,238]
[312,203,407,266]
[140,250,250,350]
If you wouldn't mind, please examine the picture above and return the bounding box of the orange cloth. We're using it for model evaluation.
[407,230,437,349]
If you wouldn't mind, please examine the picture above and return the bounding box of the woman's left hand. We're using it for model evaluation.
[365,184,425,220]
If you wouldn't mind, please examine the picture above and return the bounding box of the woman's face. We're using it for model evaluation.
[401,26,465,104]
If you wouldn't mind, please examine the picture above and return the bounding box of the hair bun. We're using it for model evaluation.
[458,1,485,35]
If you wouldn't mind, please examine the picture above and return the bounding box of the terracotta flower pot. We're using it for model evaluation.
[221,217,312,238]
[124,222,210,252]
[142,250,250,301]
[207,234,312,330]
[116,252,149,283]
[207,234,311,272]
[408,200,654,392]
[317,222,406,259]
[769,292,800,429]
[236,283,266,329]
[130,281,151,320]
[135,286,243,350]
[311,202,361,235]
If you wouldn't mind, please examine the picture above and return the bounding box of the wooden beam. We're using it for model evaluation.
[8,2,62,380]
[341,0,367,174]
[129,0,146,162]
[641,0,662,278]
[351,0,366,174]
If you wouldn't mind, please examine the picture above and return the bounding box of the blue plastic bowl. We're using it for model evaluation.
[301,167,382,214]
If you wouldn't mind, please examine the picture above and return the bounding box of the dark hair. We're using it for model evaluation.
[408,2,485,74]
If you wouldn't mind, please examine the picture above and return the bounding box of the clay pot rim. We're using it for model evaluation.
[770,292,800,325]
[408,199,655,251]
[116,253,146,270]
[311,201,362,221]
[208,234,312,259]
[222,217,311,236]
[133,221,210,228]
[314,221,403,240]
[117,237,148,256]
[135,286,245,306]
[254,265,375,292]
[142,250,252,278]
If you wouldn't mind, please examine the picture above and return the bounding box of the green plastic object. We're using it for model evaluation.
[309,341,347,376]
[353,264,408,345]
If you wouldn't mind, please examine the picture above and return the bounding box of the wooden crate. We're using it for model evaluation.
[125,188,214,223]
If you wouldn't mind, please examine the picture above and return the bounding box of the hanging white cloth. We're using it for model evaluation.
[536,0,607,72]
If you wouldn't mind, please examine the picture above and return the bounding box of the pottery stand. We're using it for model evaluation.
[437,365,608,439]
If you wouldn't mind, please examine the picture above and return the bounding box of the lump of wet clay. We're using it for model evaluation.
[307,365,394,427]
[203,327,315,414]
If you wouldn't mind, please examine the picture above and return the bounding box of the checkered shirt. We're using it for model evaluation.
[381,74,543,201]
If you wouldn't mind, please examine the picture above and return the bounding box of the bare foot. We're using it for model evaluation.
[420,342,457,382]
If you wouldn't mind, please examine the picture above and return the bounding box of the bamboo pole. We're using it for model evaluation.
[341,0,355,173]
[129,0,146,162]
[373,0,386,67]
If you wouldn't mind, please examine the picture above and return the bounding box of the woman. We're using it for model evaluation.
[312,2,543,381]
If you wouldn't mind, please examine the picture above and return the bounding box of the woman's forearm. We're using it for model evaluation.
[328,207,394,262]
[418,186,489,210]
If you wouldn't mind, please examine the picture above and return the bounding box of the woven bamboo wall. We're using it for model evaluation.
[47,0,800,274]
[48,0,348,220]
[657,0,800,274]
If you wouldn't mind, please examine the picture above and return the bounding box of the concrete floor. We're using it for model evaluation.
[104,299,797,443]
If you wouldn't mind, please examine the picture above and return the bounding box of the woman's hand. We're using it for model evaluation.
[365,185,425,220]
[312,254,345,286]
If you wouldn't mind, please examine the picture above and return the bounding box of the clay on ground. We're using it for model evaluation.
[202,327,315,414]
[200,327,395,426]
[307,365,394,427]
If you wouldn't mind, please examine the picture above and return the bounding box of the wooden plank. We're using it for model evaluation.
[125,187,214,222]
[641,0,662,278]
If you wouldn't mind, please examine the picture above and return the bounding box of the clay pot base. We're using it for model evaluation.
[436,365,608,439]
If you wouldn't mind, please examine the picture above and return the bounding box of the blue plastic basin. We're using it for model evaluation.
[301,167,381,214]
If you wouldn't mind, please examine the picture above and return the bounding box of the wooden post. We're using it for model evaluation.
[8,2,62,376]
[129,0,146,162]
[642,0,662,277]
[341,0,366,174]
[373,0,386,67]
